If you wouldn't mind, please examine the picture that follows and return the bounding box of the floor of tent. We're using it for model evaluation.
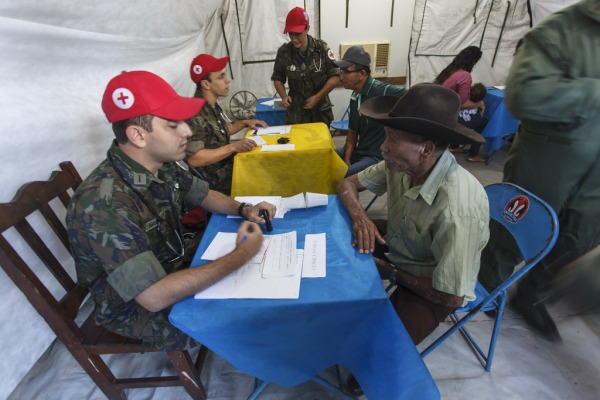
[9,137,600,400]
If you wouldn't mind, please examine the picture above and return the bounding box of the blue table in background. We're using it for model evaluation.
[170,196,439,400]
[482,87,519,155]
[255,97,286,126]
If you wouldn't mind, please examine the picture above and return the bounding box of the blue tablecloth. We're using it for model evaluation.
[169,196,439,400]
[482,88,519,154]
[255,97,286,126]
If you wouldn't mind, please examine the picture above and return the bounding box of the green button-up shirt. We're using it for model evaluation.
[358,150,489,303]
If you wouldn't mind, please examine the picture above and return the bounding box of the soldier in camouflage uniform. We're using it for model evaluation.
[187,54,268,195]
[67,70,275,350]
[272,7,340,125]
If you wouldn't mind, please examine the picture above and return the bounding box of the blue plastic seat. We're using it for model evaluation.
[330,104,350,137]
[419,182,559,371]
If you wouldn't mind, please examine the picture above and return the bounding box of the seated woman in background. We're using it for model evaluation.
[434,46,488,162]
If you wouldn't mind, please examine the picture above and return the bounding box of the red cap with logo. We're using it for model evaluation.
[190,54,230,83]
[101,71,205,123]
[284,7,309,34]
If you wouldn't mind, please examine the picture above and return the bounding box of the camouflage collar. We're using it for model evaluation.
[290,34,318,54]
[107,141,164,193]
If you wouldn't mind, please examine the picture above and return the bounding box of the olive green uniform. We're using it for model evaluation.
[186,102,234,195]
[67,142,208,350]
[272,36,340,125]
[479,0,600,303]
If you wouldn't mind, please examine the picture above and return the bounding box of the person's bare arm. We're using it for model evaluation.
[187,140,257,167]
[461,99,484,110]
[274,80,292,108]
[227,119,268,135]
[304,75,340,109]
[342,130,358,166]
[135,221,263,311]
[375,258,464,308]
[337,175,385,254]
[200,190,276,224]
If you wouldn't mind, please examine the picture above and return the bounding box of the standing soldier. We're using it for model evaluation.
[272,7,340,125]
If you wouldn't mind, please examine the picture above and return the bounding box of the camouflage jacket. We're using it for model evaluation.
[186,101,233,195]
[271,35,340,125]
[66,142,209,349]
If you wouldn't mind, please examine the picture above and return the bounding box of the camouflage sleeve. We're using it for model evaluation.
[185,114,209,157]
[71,194,168,301]
[107,251,166,302]
[320,40,340,78]
[184,175,210,209]
[161,162,209,210]
[271,43,288,83]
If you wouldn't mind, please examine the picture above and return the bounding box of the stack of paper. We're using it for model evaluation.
[232,193,328,219]
[255,125,292,135]
[193,231,327,299]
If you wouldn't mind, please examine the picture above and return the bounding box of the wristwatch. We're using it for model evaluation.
[237,202,251,218]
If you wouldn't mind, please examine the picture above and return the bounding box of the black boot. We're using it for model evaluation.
[510,292,562,342]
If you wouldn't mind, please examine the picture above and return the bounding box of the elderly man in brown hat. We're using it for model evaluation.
[338,83,490,346]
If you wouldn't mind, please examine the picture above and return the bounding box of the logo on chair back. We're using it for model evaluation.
[502,195,529,223]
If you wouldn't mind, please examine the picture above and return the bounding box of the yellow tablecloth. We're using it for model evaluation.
[231,122,348,197]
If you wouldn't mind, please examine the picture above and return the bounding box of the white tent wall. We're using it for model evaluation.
[408,0,531,87]
[202,0,313,139]
[531,0,580,23]
[0,0,581,397]
[0,1,222,398]
[320,0,417,123]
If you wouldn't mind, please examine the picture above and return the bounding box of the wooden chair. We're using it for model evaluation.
[0,161,207,400]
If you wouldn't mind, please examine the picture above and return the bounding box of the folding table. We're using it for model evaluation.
[169,196,440,400]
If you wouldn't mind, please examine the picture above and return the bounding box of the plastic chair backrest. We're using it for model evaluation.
[330,104,350,134]
[485,182,559,295]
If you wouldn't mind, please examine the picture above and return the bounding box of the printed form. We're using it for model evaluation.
[194,231,300,299]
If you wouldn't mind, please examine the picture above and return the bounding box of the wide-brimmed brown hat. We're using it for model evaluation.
[359,83,485,145]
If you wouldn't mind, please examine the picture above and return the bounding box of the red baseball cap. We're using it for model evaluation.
[284,7,309,34]
[101,71,205,123]
[190,54,230,83]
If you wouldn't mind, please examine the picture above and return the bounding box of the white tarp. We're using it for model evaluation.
[203,0,315,119]
[0,1,222,397]
[408,0,531,86]
[0,0,582,397]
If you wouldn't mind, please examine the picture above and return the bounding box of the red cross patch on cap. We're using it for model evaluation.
[101,70,205,123]
[190,54,229,83]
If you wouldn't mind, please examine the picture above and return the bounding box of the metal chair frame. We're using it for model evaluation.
[330,104,350,137]
[420,182,559,371]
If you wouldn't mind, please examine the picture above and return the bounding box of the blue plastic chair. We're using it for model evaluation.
[330,104,350,137]
[419,182,559,371]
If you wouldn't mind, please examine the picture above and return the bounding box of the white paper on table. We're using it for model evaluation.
[282,193,306,210]
[261,144,294,152]
[296,249,304,275]
[305,192,328,207]
[281,192,328,211]
[194,231,301,299]
[302,233,326,278]
[261,231,297,278]
[260,99,275,106]
[193,261,301,299]
[200,232,271,264]
[492,85,506,90]
[256,125,292,135]
[248,135,266,145]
